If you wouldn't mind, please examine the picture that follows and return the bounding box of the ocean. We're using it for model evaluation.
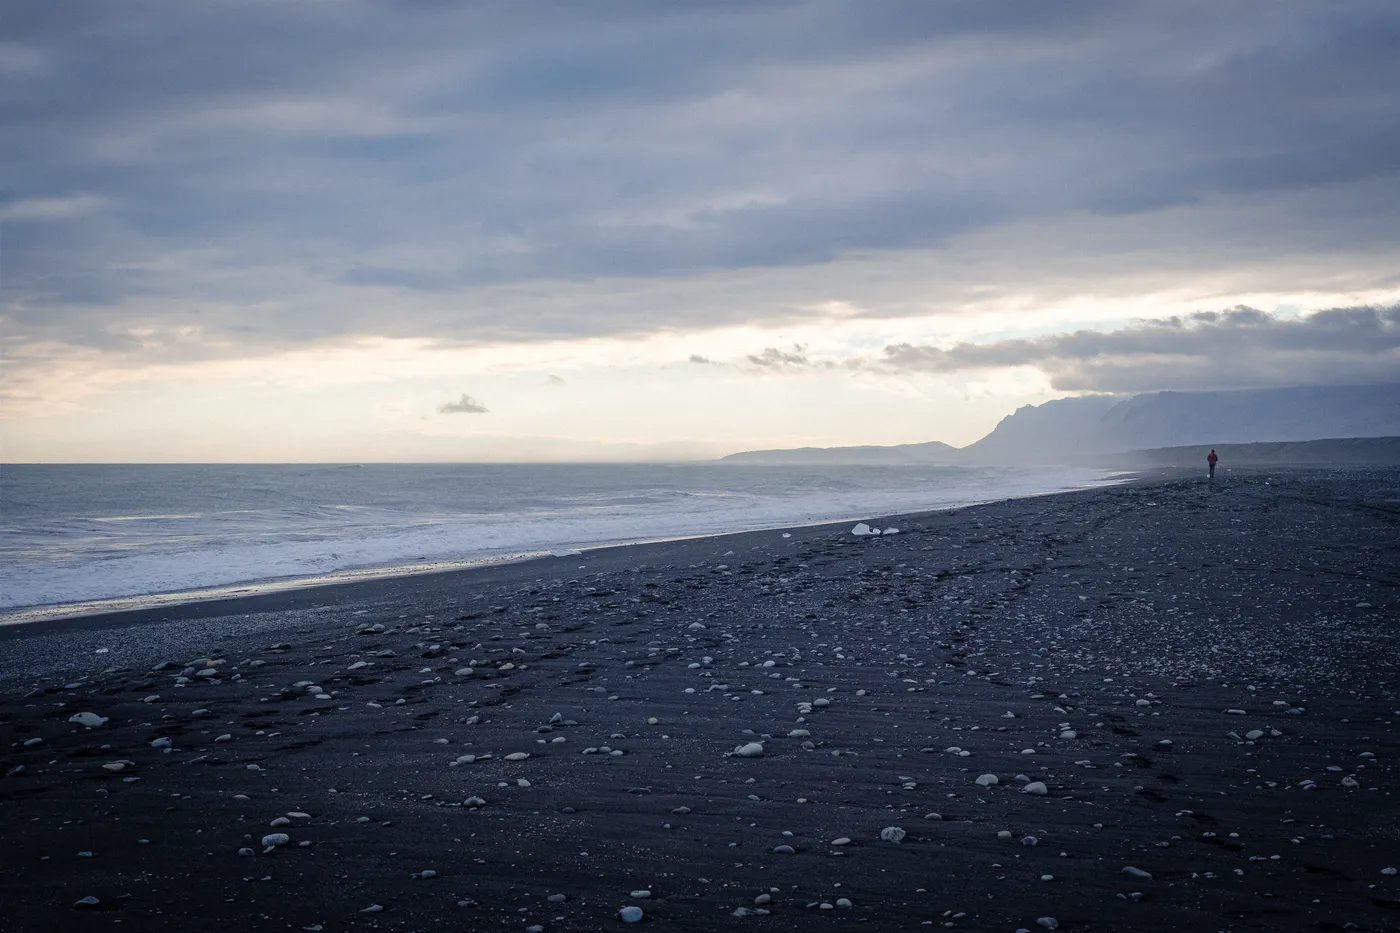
[0,462,1119,621]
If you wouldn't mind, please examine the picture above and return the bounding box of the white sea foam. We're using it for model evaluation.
[0,463,1121,614]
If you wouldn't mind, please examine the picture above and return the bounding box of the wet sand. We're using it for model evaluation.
[2,469,1398,932]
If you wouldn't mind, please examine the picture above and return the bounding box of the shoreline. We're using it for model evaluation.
[0,472,1137,634]
[2,468,1395,932]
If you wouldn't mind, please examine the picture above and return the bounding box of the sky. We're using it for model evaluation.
[3,1,1399,463]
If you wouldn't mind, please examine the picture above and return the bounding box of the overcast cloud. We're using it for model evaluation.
[881,305,1400,392]
[4,0,1400,359]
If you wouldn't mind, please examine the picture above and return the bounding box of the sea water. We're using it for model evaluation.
[0,462,1119,619]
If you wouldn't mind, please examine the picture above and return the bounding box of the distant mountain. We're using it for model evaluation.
[718,440,961,466]
[1095,384,1400,451]
[959,383,1400,463]
[716,383,1400,466]
[958,395,1123,463]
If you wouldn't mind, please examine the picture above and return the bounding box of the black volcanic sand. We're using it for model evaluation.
[2,470,1399,933]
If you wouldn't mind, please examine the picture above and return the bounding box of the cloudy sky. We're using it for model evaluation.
[3,1,1399,462]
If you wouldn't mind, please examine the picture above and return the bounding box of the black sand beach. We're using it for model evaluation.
[2,470,1398,932]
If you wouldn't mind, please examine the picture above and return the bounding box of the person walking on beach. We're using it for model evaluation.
[1207,449,1219,479]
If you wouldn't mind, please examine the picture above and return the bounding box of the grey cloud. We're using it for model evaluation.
[881,305,1400,392]
[747,344,809,369]
[545,374,565,386]
[688,354,712,364]
[341,265,452,292]
[3,1,1400,353]
[437,393,489,414]
[0,194,108,221]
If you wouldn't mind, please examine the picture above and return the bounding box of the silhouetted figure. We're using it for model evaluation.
[1207,449,1218,479]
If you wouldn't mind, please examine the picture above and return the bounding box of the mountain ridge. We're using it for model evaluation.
[716,383,1400,465]
[718,440,960,466]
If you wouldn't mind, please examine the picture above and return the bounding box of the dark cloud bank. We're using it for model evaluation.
[734,306,1400,394]
[3,1,1400,355]
[880,305,1400,392]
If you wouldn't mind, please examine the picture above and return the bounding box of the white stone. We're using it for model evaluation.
[1023,781,1048,795]
[69,712,107,728]
[733,742,764,758]
[880,826,906,843]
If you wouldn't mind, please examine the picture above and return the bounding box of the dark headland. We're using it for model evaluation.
[718,383,1400,466]
[2,468,1398,932]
